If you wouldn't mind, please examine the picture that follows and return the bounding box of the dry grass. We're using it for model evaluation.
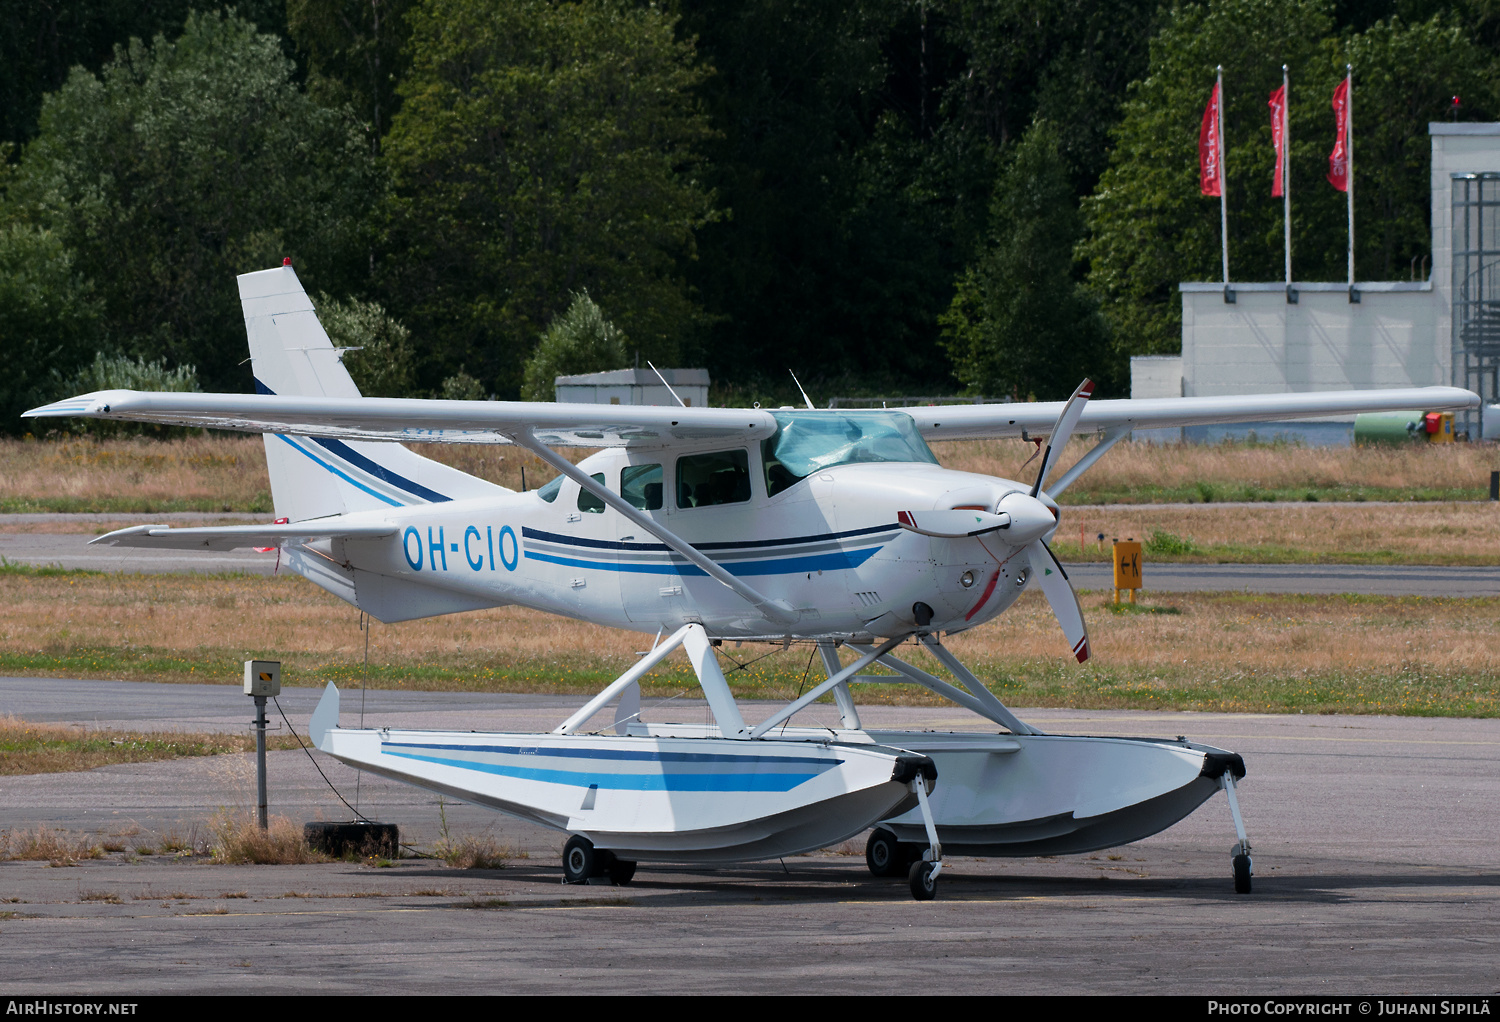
[1045,501,1500,565]
[0,715,300,775]
[434,834,513,870]
[934,436,1498,503]
[0,434,560,513]
[939,588,1500,717]
[0,827,104,864]
[3,433,1495,513]
[0,435,272,513]
[208,812,330,865]
[0,570,1493,716]
[0,570,650,689]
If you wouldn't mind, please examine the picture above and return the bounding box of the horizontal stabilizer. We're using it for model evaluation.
[91,522,397,551]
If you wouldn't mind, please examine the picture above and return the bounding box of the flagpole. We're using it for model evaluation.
[1346,64,1357,303]
[1218,65,1231,303]
[1283,65,1293,302]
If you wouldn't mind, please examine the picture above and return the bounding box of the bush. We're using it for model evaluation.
[520,291,629,401]
[1144,530,1199,556]
[315,293,417,398]
[49,353,200,437]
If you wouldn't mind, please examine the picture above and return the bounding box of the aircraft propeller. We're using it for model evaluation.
[1022,379,1095,663]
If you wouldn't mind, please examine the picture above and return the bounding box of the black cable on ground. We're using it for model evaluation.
[272,695,371,824]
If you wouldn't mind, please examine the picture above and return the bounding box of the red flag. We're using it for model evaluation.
[1327,76,1350,191]
[1268,84,1287,197]
[1200,81,1223,196]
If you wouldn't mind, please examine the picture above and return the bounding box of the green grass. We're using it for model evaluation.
[0,495,273,514]
[0,718,301,775]
[4,641,1494,718]
[0,558,102,578]
[971,659,1498,718]
[1059,483,1486,505]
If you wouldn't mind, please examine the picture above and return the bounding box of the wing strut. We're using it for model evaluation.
[1045,425,1130,498]
[510,429,799,626]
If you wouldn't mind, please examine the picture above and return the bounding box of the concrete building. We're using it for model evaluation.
[554,368,710,407]
[1137,122,1500,442]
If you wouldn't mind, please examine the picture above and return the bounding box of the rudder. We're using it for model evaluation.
[238,265,506,522]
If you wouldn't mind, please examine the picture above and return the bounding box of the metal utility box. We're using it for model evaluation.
[243,660,282,697]
[1424,411,1456,442]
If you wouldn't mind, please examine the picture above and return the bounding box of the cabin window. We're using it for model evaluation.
[677,449,751,508]
[762,410,938,497]
[622,464,663,511]
[536,475,564,503]
[576,473,607,513]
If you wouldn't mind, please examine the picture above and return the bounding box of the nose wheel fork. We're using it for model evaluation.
[906,769,944,901]
[1220,773,1253,894]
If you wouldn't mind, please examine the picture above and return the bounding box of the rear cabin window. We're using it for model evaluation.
[677,450,751,508]
[536,475,563,502]
[622,464,663,511]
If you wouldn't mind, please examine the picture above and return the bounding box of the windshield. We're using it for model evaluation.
[762,410,938,496]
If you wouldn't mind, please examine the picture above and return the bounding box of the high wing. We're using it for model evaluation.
[92,522,397,550]
[24,386,1477,446]
[910,387,1480,441]
[23,390,777,448]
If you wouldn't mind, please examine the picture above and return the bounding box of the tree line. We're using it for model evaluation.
[2,0,1495,431]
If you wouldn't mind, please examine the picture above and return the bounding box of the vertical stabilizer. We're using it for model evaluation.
[237,265,507,522]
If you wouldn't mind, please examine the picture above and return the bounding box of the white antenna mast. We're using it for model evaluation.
[788,370,816,410]
[647,361,688,408]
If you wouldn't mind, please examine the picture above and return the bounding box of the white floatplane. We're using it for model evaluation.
[25,264,1478,899]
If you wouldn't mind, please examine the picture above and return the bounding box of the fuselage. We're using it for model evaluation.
[318,423,1056,639]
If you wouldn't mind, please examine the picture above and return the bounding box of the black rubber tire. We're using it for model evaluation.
[562,835,596,885]
[607,859,637,886]
[1233,854,1252,894]
[865,828,905,878]
[908,860,937,901]
[304,821,399,859]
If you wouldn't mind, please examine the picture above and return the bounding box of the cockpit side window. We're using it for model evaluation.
[676,449,751,508]
[576,472,607,513]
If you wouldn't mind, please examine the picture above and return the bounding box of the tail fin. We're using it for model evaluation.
[238,265,507,521]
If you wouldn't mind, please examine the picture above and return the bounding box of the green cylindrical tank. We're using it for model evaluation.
[1354,410,1425,446]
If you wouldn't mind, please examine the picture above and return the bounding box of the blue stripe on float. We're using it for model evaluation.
[382,741,833,765]
[384,751,830,791]
[524,546,881,576]
[254,377,450,503]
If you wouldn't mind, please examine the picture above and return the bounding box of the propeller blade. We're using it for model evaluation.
[1032,378,1095,497]
[1026,539,1091,663]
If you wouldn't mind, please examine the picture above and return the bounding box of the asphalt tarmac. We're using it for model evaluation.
[1,679,1497,994]
[4,518,1499,595]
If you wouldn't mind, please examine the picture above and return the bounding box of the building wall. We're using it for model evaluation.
[1154,124,1500,411]
[554,368,710,407]
[1179,283,1438,396]
[1431,123,1500,395]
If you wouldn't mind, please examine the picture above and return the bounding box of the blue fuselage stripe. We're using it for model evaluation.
[275,433,405,507]
[255,377,450,504]
[525,547,880,576]
[522,523,896,552]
